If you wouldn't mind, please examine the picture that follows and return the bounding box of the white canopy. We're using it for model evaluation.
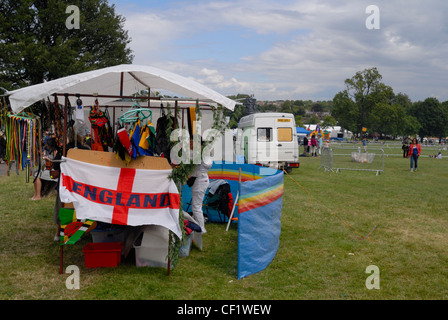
[7,64,236,113]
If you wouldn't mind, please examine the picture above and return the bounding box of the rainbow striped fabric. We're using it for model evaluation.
[207,167,263,182]
[236,165,284,279]
[206,162,284,279]
[238,181,284,214]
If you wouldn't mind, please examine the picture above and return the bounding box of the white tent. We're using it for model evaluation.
[6,64,236,113]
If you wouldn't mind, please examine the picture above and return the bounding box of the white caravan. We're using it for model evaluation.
[236,112,299,172]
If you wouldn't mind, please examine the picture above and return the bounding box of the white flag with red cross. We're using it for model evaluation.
[59,157,182,239]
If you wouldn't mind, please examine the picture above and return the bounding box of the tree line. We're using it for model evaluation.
[228,68,448,142]
[332,67,448,142]
[225,94,336,129]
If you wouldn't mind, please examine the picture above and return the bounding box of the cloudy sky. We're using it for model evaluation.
[111,0,448,102]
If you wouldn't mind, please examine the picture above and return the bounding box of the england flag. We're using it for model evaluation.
[59,157,182,239]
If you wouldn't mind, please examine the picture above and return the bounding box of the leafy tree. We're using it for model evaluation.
[294,105,306,117]
[226,103,246,129]
[308,114,320,125]
[409,97,448,141]
[442,101,448,110]
[311,102,323,113]
[401,114,421,138]
[321,115,337,129]
[442,101,448,137]
[279,100,297,114]
[258,102,277,113]
[224,94,251,128]
[391,92,413,111]
[0,0,133,90]
[293,100,305,107]
[332,67,394,136]
[294,115,304,127]
[370,103,406,137]
[331,90,358,133]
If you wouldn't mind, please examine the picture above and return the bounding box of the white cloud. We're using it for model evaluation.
[115,0,448,102]
[196,68,252,93]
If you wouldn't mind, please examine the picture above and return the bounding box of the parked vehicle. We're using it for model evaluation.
[235,113,299,172]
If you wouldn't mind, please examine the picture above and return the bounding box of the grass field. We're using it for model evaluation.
[1,143,447,300]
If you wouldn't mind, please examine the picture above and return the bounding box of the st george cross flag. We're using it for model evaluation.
[59,157,182,239]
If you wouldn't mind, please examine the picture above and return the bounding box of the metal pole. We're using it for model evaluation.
[120,72,124,97]
[63,94,68,156]
[174,100,178,130]
[112,106,116,133]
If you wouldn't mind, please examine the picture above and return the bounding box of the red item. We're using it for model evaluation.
[82,242,123,268]
[184,220,193,235]
[64,221,84,237]
[227,193,234,217]
[408,143,421,156]
[117,127,133,156]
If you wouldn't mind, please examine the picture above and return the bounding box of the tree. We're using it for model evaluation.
[311,102,323,113]
[442,101,448,138]
[321,115,337,129]
[409,97,448,141]
[308,114,320,125]
[370,103,406,137]
[225,94,251,128]
[294,115,304,127]
[391,92,412,111]
[331,90,358,133]
[0,0,133,90]
[332,67,394,136]
[294,105,306,117]
[401,114,421,138]
[226,103,245,129]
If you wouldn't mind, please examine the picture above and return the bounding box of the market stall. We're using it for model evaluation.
[4,64,283,280]
[4,64,236,274]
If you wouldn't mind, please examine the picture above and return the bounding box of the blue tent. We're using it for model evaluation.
[296,127,310,134]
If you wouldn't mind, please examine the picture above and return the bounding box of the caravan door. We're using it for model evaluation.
[255,117,278,166]
[275,117,297,164]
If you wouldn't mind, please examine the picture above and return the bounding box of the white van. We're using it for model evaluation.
[235,112,299,172]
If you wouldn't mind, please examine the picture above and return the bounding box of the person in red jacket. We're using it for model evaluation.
[409,138,422,172]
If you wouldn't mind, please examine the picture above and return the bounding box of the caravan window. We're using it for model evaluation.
[278,127,292,141]
[257,128,272,142]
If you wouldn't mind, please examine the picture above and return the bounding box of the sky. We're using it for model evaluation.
[110,0,448,102]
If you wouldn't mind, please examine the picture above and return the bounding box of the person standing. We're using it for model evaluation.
[402,137,410,158]
[310,134,317,157]
[189,140,212,233]
[318,134,323,157]
[409,138,421,172]
[303,134,309,156]
[31,138,60,200]
[362,137,367,152]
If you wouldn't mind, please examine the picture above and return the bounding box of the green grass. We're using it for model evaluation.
[1,152,448,300]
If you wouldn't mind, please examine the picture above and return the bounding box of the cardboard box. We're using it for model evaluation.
[66,149,171,170]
